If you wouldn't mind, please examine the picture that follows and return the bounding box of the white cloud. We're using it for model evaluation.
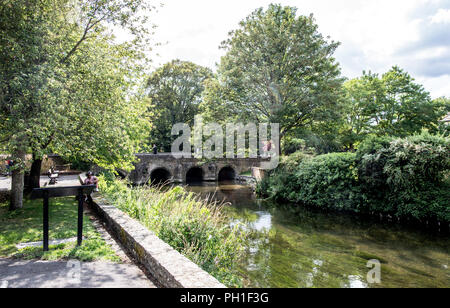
[137,0,450,98]
[417,75,450,98]
[431,8,450,23]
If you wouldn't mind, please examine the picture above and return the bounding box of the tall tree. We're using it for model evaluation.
[341,67,447,149]
[339,71,385,149]
[380,66,437,136]
[205,4,343,151]
[0,0,153,210]
[146,60,213,152]
[0,0,62,209]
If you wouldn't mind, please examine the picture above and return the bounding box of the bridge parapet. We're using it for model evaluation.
[129,154,268,185]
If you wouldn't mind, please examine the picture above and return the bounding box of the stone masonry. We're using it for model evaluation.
[90,195,226,288]
[128,154,267,185]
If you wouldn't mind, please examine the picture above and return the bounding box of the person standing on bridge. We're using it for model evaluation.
[152,144,158,155]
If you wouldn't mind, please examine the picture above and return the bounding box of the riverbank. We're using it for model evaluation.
[185,183,450,288]
[98,177,246,287]
[257,133,450,227]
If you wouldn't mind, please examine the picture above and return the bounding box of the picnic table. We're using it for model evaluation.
[31,185,96,251]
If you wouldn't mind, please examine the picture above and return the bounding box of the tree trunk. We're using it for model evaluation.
[29,156,42,189]
[9,151,26,211]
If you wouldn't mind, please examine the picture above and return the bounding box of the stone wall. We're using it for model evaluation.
[251,167,267,181]
[128,154,268,185]
[90,195,225,288]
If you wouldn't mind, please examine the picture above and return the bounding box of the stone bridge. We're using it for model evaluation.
[127,154,267,185]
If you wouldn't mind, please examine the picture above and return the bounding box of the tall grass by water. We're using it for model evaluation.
[98,176,246,287]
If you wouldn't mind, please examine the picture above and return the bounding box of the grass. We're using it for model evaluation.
[0,197,120,262]
[99,176,246,287]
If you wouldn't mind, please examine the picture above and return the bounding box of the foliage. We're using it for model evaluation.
[146,60,213,152]
[340,67,447,149]
[0,0,153,209]
[291,153,361,211]
[357,132,450,222]
[256,150,313,199]
[258,132,450,223]
[53,35,150,172]
[284,128,342,154]
[0,197,120,262]
[434,97,450,136]
[203,4,343,145]
[282,138,312,155]
[99,177,246,287]
[258,153,361,211]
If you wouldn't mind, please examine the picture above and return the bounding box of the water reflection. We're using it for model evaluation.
[184,182,450,288]
[251,212,272,232]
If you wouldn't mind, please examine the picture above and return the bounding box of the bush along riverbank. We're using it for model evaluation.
[257,132,450,228]
[98,176,246,287]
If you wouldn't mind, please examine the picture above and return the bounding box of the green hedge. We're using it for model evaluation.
[291,153,362,211]
[357,132,450,222]
[257,132,450,223]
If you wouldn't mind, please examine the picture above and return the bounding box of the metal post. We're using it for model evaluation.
[43,190,49,251]
[77,188,83,246]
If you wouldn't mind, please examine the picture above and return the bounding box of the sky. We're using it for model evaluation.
[144,0,450,98]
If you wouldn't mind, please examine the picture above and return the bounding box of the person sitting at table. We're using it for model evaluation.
[84,171,99,191]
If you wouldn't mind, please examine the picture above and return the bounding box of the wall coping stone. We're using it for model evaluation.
[91,195,226,289]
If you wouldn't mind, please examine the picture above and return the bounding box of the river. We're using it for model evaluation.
[185,182,450,288]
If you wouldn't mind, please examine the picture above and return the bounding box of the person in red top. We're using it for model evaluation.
[5,160,13,176]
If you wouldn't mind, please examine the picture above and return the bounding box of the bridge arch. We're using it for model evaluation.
[186,167,204,184]
[218,166,237,182]
[149,167,172,185]
[129,154,269,185]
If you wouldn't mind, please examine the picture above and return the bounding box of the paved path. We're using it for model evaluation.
[0,259,155,288]
[0,176,158,288]
[1,174,159,288]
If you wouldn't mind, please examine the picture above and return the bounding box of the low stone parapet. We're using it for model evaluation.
[90,195,226,288]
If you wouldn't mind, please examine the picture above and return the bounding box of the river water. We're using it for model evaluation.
[185,182,450,288]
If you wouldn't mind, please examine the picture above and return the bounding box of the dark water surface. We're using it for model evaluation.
[185,182,450,288]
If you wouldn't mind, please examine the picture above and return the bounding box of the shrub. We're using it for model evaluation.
[256,150,312,200]
[98,177,246,287]
[258,152,361,211]
[290,153,362,212]
[258,132,450,223]
[357,132,450,221]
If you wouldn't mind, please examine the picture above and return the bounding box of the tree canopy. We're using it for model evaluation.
[146,60,213,152]
[0,0,153,209]
[202,4,343,148]
[340,66,448,149]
